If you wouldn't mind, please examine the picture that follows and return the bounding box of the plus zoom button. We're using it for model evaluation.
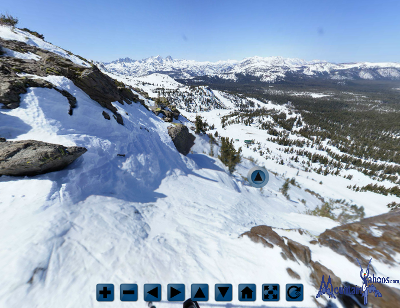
[96,284,114,302]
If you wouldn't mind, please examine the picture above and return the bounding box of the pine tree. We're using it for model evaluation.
[218,137,242,173]
[195,115,207,134]
[209,138,214,157]
[0,14,18,27]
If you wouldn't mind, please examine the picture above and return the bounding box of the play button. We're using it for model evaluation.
[171,287,181,298]
[167,284,185,301]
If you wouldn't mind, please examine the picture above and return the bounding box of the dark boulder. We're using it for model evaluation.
[102,111,111,120]
[161,109,173,119]
[113,113,124,125]
[172,110,180,120]
[167,124,195,156]
[169,105,180,120]
[149,106,162,116]
[0,140,87,176]
[154,97,168,109]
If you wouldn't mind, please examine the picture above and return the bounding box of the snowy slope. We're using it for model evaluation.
[1,27,400,308]
[130,73,185,91]
[0,74,333,308]
[1,75,398,308]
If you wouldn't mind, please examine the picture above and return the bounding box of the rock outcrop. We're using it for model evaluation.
[149,97,180,122]
[102,111,111,120]
[240,225,297,261]
[167,124,195,155]
[0,140,86,176]
[0,37,141,124]
[318,209,400,269]
[240,212,400,308]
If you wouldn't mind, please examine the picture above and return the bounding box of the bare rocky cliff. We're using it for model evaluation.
[241,209,400,308]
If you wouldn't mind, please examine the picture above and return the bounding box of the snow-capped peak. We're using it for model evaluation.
[102,54,400,83]
[108,57,136,64]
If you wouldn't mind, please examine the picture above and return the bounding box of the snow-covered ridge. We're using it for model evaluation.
[0,25,91,67]
[102,55,400,82]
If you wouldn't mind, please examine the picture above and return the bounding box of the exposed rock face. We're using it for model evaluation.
[149,106,161,116]
[0,75,53,109]
[240,225,297,261]
[309,261,342,290]
[73,65,139,115]
[318,209,400,269]
[155,97,168,109]
[286,267,301,280]
[287,238,312,265]
[149,98,181,122]
[170,106,180,120]
[367,283,400,308]
[240,215,400,308]
[162,109,173,119]
[0,38,141,124]
[167,124,195,156]
[0,140,87,176]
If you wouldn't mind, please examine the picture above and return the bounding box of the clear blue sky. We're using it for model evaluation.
[3,0,400,63]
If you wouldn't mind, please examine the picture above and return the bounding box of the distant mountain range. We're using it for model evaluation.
[99,55,400,83]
